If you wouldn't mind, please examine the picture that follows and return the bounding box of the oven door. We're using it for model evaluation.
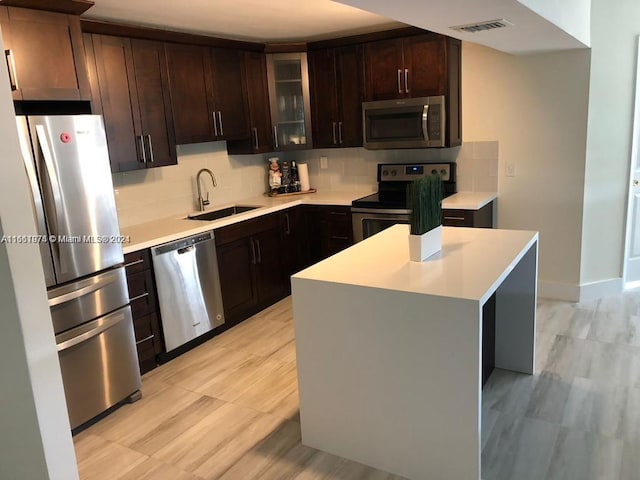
[352,209,409,242]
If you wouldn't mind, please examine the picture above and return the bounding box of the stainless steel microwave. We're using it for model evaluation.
[362,96,446,149]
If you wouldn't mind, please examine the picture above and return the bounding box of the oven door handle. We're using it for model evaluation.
[351,207,410,216]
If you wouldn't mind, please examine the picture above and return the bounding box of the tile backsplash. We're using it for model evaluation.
[113,140,499,228]
[113,142,269,227]
[283,141,499,194]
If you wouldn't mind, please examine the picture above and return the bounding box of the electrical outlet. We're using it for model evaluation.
[505,163,516,177]
[320,156,328,169]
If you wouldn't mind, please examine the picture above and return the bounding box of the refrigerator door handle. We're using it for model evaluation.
[16,118,56,286]
[56,309,126,352]
[35,124,65,257]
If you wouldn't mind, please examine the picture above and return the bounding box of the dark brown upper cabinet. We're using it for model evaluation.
[165,43,249,145]
[364,33,449,101]
[84,34,176,172]
[308,44,364,148]
[227,50,274,155]
[0,6,90,101]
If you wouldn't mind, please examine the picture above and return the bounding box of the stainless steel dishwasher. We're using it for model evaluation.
[151,230,225,352]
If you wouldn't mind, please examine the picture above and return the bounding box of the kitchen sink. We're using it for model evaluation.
[187,205,260,221]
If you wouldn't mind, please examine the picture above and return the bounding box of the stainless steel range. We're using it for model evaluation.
[352,162,456,242]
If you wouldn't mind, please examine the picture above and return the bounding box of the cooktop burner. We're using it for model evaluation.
[352,162,456,210]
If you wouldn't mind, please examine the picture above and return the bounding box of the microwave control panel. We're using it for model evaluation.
[377,163,453,182]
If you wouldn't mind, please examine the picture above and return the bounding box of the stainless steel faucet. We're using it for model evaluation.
[196,168,217,211]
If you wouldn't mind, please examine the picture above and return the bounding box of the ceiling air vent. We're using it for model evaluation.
[450,19,514,34]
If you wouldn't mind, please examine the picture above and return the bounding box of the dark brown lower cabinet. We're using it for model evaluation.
[216,212,289,325]
[306,205,354,264]
[124,250,164,374]
[442,201,494,228]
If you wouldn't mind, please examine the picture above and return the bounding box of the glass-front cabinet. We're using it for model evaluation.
[266,52,312,150]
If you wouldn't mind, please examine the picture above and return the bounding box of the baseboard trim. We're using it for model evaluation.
[538,278,623,302]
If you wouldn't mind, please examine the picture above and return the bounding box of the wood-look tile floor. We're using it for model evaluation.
[74,292,640,480]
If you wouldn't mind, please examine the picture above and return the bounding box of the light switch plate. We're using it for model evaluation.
[505,163,516,177]
[320,156,328,169]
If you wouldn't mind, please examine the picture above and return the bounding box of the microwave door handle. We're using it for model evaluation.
[422,104,430,146]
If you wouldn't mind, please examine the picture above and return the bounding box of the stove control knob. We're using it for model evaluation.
[440,169,447,177]
[390,170,397,176]
[431,169,438,175]
[382,169,389,177]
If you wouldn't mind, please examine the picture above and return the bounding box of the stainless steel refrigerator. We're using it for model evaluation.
[16,115,141,430]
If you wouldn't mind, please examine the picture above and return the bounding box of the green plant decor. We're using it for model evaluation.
[408,174,443,235]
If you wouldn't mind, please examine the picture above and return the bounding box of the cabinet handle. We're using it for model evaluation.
[217,111,224,136]
[138,135,147,164]
[332,122,337,144]
[404,68,409,94]
[146,134,154,163]
[273,125,279,149]
[255,239,262,264]
[250,239,257,264]
[4,49,18,91]
[443,216,465,221]
[136,334,155,345]
[212,112,218,137]
[284,213,291,235]
[329,211,347,216]
[129,292,150,302]
[397,69,402,94]
[124,258,145,269]
[338,121,343,144]
[330,235,350,241]
[252,127,259,150]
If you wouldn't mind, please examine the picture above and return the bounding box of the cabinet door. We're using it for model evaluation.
[130,39,176,168]
[210,47,249,140]
[281,206,310,275]
[246,51,273,152]
[254,227,288,305]
[363,37,404,101]
[403,34,447,97]
[217,236,258,325]
[335,45,364,147]
[308,48,338,148]
[165,43,216,144]
[2,7,89,101]
[266,52,313,150]
[89,34,142,173]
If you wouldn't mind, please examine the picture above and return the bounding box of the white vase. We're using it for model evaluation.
[408,225,443,262]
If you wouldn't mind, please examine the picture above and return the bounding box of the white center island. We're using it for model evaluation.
[291,224,538,480]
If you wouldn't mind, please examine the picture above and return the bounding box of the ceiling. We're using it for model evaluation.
[84,0,589,53]
[84,0,404,43]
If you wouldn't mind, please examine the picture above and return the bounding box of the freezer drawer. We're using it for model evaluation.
[56,305,141,429]
[48,266,129,335]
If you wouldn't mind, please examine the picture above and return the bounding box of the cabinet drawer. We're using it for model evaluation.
[124,249,151,275]
[127,270,157,318]
[442,209,472,227]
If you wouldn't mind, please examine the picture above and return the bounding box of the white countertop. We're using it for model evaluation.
[120,189,498,255]
[120,189,374,254]
[442,191,496,210]
[293,224,536,304]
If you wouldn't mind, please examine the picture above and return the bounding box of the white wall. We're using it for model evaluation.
[580,0,640,285]
[0,34,79,480]
[462,42,591,292]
